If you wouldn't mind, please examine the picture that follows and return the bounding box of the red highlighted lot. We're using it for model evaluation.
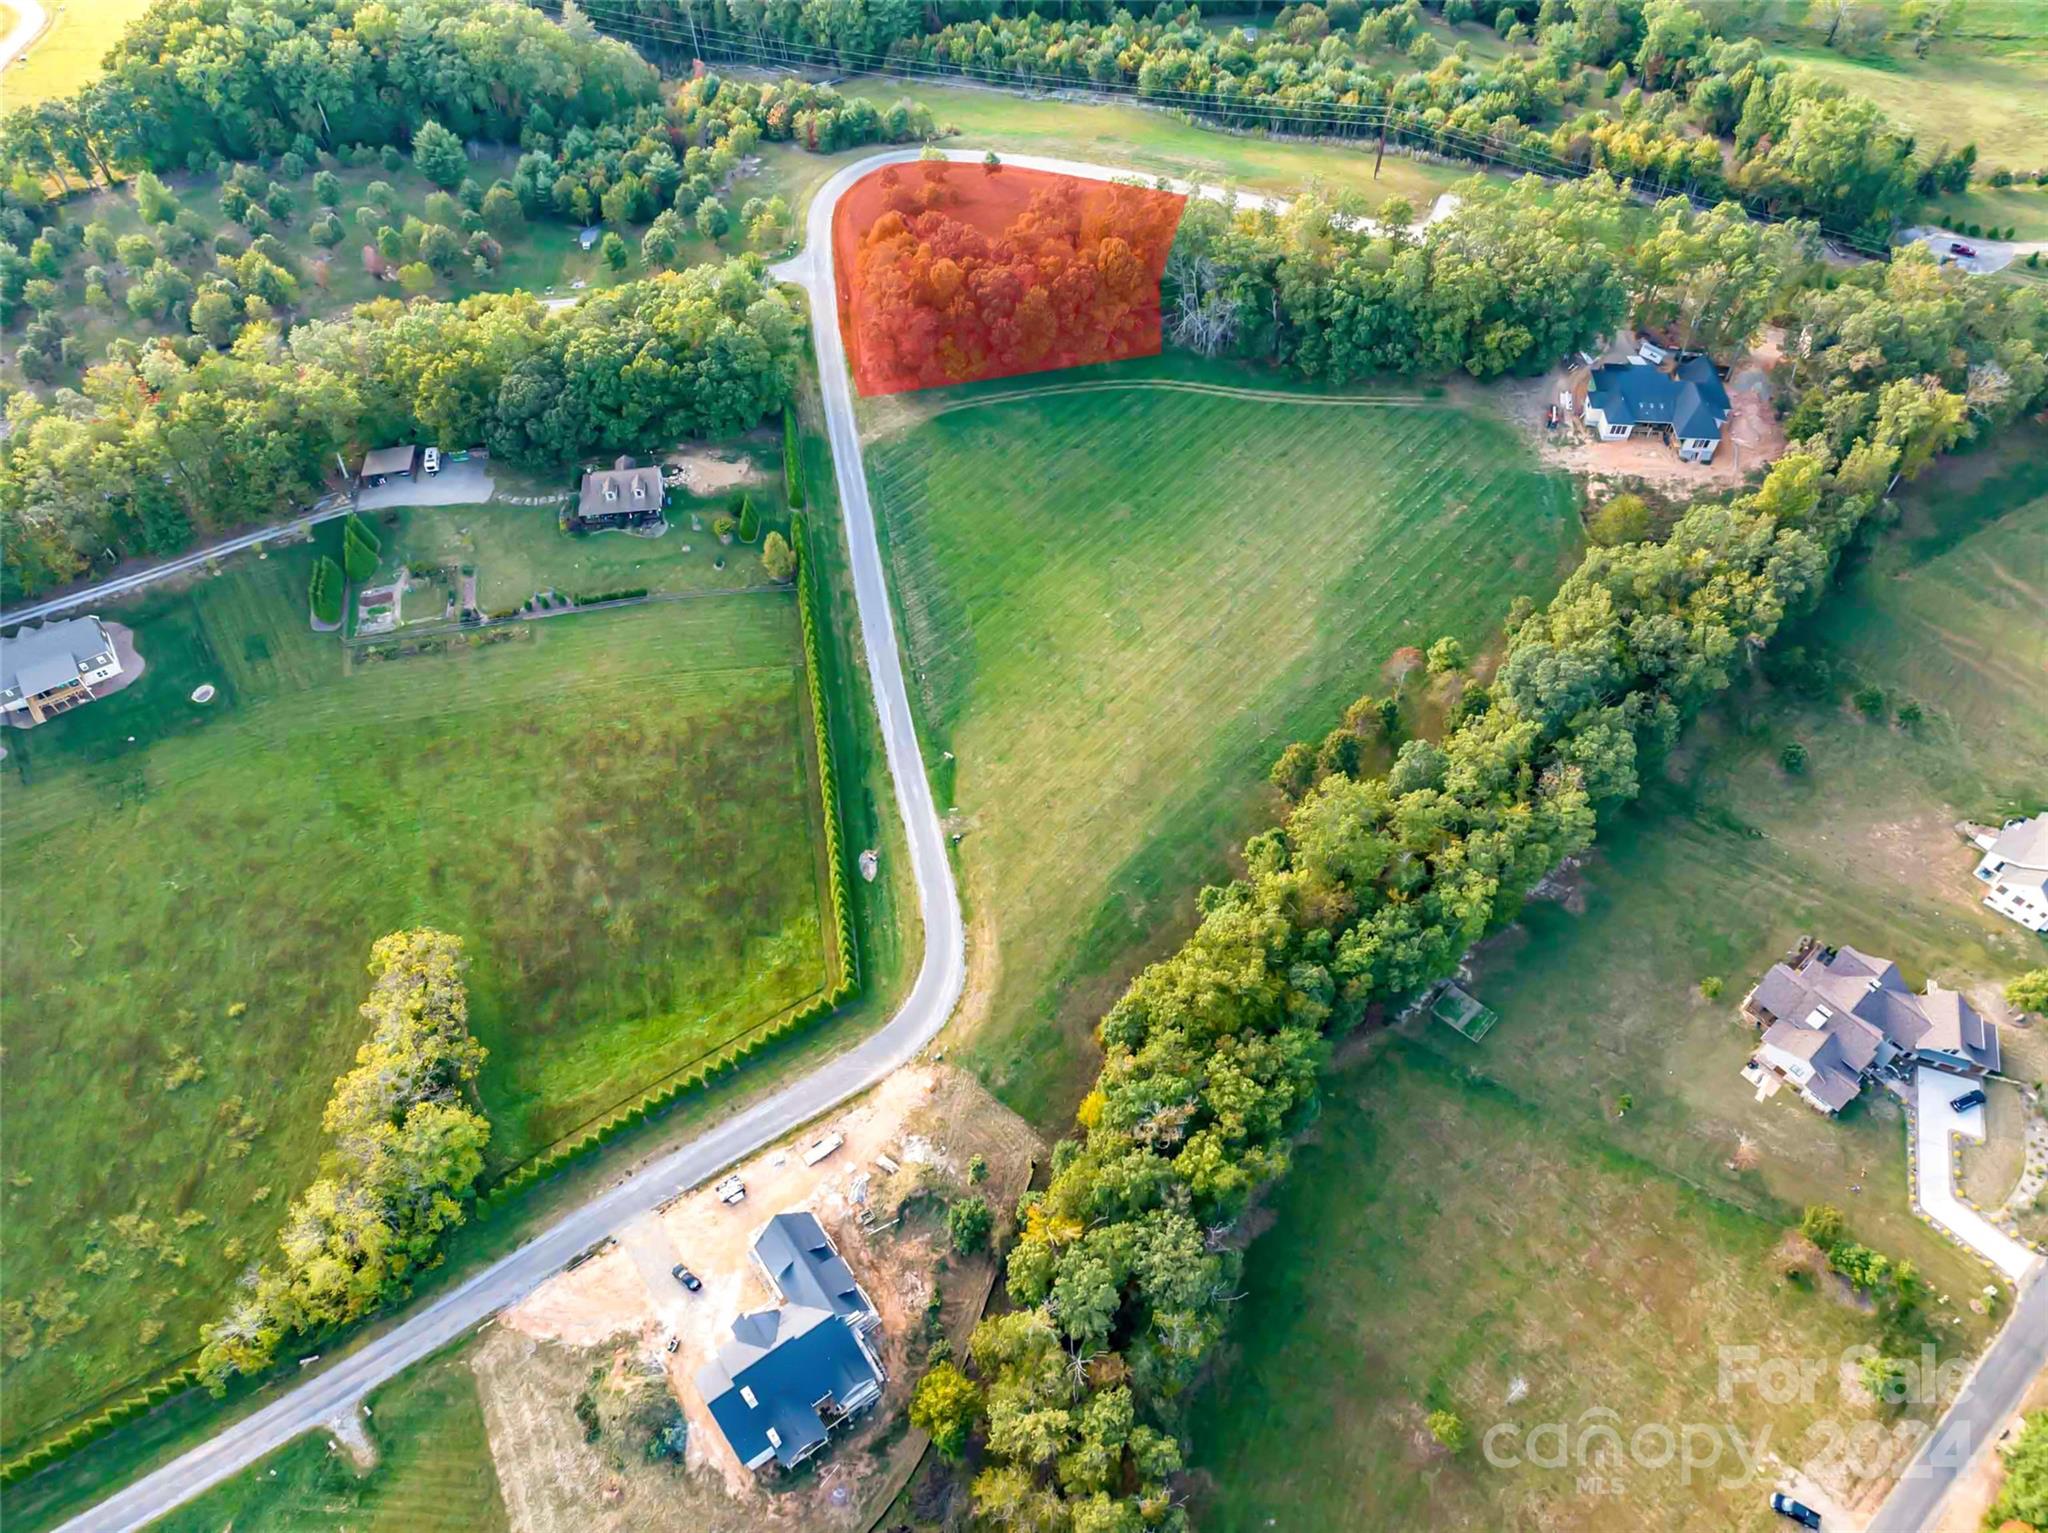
[832,160,1186,397]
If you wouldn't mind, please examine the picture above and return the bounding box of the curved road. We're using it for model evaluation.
[51,146,2028,1531]
[51,148,977,1533]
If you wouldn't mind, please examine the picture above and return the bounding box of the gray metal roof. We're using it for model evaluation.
[754,1212,871,1324]
[361,444,417,477]
[694,1305,881,1469]
[1,616,112,701]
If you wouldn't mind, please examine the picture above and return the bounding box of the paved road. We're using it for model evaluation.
[0,500,353,629]
[0,0,48,72]
[52,148,969,1533]
[1870,1271,2048,1532]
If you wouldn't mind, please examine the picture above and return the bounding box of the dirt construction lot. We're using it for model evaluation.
[478,1064,1040,1532]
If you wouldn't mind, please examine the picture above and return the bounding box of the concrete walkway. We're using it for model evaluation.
[1913,1070,2042,1283]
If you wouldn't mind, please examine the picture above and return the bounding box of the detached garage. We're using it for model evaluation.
[360,445,418,486]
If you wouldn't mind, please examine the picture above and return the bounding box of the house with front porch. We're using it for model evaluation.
[1741,941,2001,1114]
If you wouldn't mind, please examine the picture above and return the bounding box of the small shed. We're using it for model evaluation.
[578,225,604,251]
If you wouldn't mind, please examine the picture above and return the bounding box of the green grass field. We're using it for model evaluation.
[1924,182,2048,240]
[0,0,154,105]
[0,532,829,1448]
[1766,37,2048,183]
[356,482,784,620]
[836,77,1480,215]
[863,354,1580,1129]
[155,1342,505,1533]
[1183,428,2048,1532]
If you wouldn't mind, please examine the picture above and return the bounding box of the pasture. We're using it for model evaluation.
[862,354,1580,1129]
[1185,430,2048,1532]
[836,77,1478,216]
[1,0,154,105]
[156,1343,505,1533]
[0,534,829,1449]
[1765,34,2048,183]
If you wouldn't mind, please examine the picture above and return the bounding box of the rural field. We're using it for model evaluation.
[155,1342,505,1533]
[835,76,1479,216]
[0,0,155,105]
[1186,429,2048,1531]
[862,353,1581,1128]
[0,522,832,1449]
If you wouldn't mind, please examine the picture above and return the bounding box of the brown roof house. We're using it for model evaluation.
[567,455,665,531]
[1741,942,2000,1114]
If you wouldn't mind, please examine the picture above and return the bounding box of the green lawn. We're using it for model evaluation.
[1924,182,2048,240]
[355,474,785,618]
[0,0,154,105]
[1187,1043,1955,1533]
[863,354,1580,1129]
[0,534,829,1449]
[155,1342,505,1533]
[1766,37,2048,179]
[1183,428,2048,1533]
[835,77,1481,216]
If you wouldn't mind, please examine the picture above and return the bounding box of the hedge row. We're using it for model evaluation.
[341,514,381,582]
[1,504,867,1490]
[790,509,857,988]
[0,1364,202,1486]
[783,405,807,510]
[474,512,857,1214]
[572,587,650,605]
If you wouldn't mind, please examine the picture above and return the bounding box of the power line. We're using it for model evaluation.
[540,3,1890,255]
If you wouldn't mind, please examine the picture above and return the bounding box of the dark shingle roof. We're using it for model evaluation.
[1587,358,1729,441]
[754,1212,871,1324]
[694,1305,882,1469]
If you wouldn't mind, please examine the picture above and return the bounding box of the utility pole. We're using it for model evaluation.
[1372,112,1388,181]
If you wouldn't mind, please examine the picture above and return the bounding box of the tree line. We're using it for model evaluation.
[652,0,1969,246]
[0,0,658,192]
[911,230,2048,1529]
[0,259,799,599]
[195,931,489,1389]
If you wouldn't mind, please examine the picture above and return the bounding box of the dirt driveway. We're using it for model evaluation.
[490,1064,1041,1530]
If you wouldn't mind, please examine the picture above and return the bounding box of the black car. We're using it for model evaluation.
[1952,1089,1988,1112]
[1771,1491,1822,1528]
[671,1264,702,1292]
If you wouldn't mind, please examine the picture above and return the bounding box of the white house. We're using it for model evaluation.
[1971,816,2048,932]
[0,616,124,724]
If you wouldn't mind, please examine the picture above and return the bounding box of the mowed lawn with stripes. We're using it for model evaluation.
[863,354,1581,1128]
[0,545,828,1451]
